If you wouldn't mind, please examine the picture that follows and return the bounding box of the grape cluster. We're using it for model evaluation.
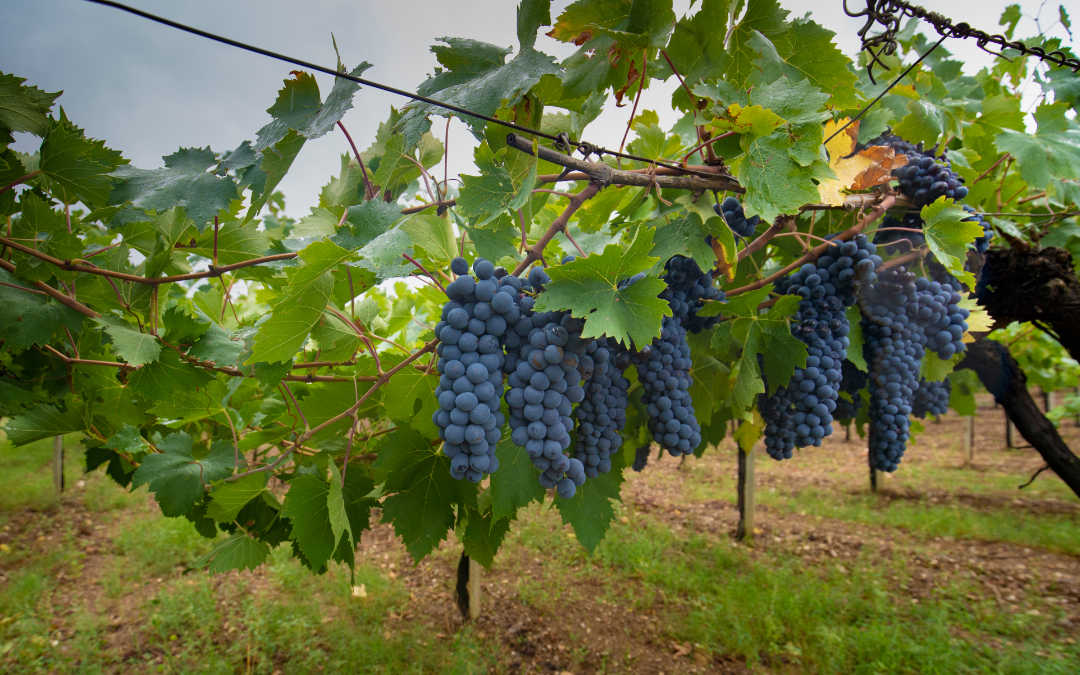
[714,196,759,238]
[660,255,726,333]
[860,266,923,472]
[833,359,868,423]
[873,214,926,255]
[631,444,651,472]
[912,377,951,418]
[869,133,969,206]
[504,267,589,498]
[762,235,881,453]
[433,257,516,482]
[632,315,701,456]
[962,206,993,254]
[913,275,969,360]
[575,337,631,479]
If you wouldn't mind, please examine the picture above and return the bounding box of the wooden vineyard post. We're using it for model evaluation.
[736,446,755,541]
[52,436,64,497]
[467,556,481,620]
[1006,414,1018,449]
[1045,390,1054,414]
[963,415,975,466]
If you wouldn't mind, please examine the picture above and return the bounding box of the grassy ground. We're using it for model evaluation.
[1,395,1079,674]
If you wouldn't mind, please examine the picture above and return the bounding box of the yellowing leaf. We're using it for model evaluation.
[817,118,908,205]
[708,103,785,138]
[959,294,994,342]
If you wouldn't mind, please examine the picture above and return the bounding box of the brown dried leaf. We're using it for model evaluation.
[817,118,908,205]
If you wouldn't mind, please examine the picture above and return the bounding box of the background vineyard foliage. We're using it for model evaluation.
[1,0,1078,576]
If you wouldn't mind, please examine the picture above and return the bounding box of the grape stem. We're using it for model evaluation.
[337,121,377,201]
[511,183,601,276]
[727,195,896,297]
[0,257,99,318]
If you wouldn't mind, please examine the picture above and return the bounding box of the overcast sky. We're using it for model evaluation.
[2,0,1070,218]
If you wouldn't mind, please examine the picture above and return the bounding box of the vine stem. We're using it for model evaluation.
[0,170,41,196]
[511,183,601,277]
[223,339,440,484]
[727,196,895,297]
[338,121,376,201]
[0,258,99,318]
[618,51,649,159]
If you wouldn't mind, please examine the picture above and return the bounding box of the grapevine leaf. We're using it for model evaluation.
[894,99,946,148]
[746,19,859,110]
[518,0,553,51]
[457,144,517,223]
[94,315,161,367]
[995,102,1080,190]
[39,116,125,208]
[646,216,716,273]
[246,130,306,222]
[102,424,149,455]
[554,443,625,552]
[128,350,214,402]
[189,219,271,265]
[382,370,440,436]
[130,433,234,517]
[397,38,560,148]
[401,214,457,270]
[921,199,983,288]
[327,463,354,552]
[162,306,210,348]
[2,399,86,446]
[340,469,377,540]
[949,369,980,417]
[331,199,402,250]
[461,507,512,569]
[723,0,791,87]
[207,473,268,523]
[0,268,84,349]
[247,239,353,364]
[374,427,477,562]
[191,533,270,575]
[845,305,867,372]
[657,0,733,109]
[534,227,671,347]
[724,291,807,412]
[109,147,237,231]
[254,63,373,151]
[921,350,961,382]
[679,195,738,280]
[187,321,245,367]
[348,228,413,282]
[489,435,545,521]
[0,72,60,137]
[280,472,337,571]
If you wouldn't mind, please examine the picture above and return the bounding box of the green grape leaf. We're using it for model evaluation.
[207,473,269,523]
[949,369,980,417]
[461,507,512,569]
[401,213,457,270]
[131,433,235,517]
[488,435,545,521]
[534,227,670,347]
[845,305,867,372]
[0,72,60,137]
[327,462,354,554]
[995,102,1080,190]
[657,0,733,108]
[331,199,402,250]
[245,130,306,222]
[723,0,791,87]
[280,471,338,571]
[189,219,271,266]
[39,116,125,208]
[921,199,984,288]
[94,315,160,367]
[745,20,859,110]
[397,38,560,148]
[254,63,373,151]
[190,533,270,575]
[921,350,961,383]
[247,239,354,364]
[102,424,149,455]
[382,370,440,436]
[187,321,244,367]
[737,79,832,222]
[0,268,84,349]
[348,228,413,282]
[340,469,377,541]
[679,195,738,278]
[109,147,238,231]
[554,443,625,552]
[162,306,210,348]
[127,350,214,402]
[457,144,517,223]
[724,291,807,414]
[894,99,946,148]
[374,427,477,562]
[2,399,86,446]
